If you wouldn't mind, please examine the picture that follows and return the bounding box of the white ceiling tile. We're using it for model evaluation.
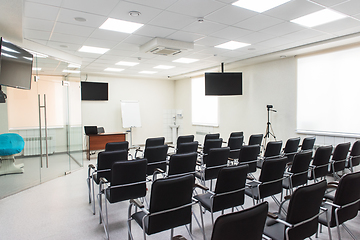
[122,35,153,45]
[89,29,129,42]
[26,0,63,6]
[313,17,360,34]
[122,0,178,10]
[210,26,252,40]
[23,29,51,40]
[282,29,324,41]
[83,38,119,49]
[134,25,176,38]
[167,0,226,17]
[235,14,285,31]
[108,2,163,24]
[332,0,360,16]
[333,25,360,36]
[195,36,228,46]
[52,22,95,37]
[237,32,276,44]
[206,5,257,25]
[257,37,295,48]
[23,17,55,32]
[310,0,349,8]
[61,0,119,16]
[261,22,305,37]
[167,31,205,42]
[264,0,324,21]
[46,41,82,51]
[24,2,60,21]
[113,42,140,52]
[148,11,195,29]
[57,9,107,28]
[182,21,227,35]
[50,33,87,45]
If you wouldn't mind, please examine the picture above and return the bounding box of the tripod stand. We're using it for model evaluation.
[264,105,276,146]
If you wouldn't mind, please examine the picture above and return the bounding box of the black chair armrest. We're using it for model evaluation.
[99,177,109,184]
[194,182,209,191]
[268,212,278,219]
[130,199,144,208]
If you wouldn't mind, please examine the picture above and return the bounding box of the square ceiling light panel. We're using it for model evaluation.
[78,46,109,54]
[291,9,347,27]
[173,58,199,63]
[100,18,144,33]
[116,61,139,66]
[104,68,124,72]
[232,0,291,13]
[215,41,250,50]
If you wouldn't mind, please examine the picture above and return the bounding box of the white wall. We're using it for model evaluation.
[175,57,298,143]
[81,75,175,145]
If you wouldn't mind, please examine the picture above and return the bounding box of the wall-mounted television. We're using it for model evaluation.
[0,37,33,90]
[81,81,108,101]
[205,72,242,96]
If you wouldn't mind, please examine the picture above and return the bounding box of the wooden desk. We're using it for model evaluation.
[86,132,126,160]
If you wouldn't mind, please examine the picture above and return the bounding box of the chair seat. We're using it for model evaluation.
[264,219,286,240]
[0,133,25,156]
[282,178,291,189]
[132,211,149,232]
[193,193,212,212]
[244,182,260,200]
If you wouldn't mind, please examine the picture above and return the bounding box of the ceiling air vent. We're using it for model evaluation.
[140,38,194,56]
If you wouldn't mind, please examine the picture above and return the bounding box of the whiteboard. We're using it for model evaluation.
[121,100,141,128]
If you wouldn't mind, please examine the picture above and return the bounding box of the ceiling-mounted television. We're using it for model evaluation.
[81,81,108,101]
[0,37,33,90]
[205,72,242,96]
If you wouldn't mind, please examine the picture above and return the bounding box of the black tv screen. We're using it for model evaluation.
[0,38,33,90]
[205,72,242,96]
[81,81,108,101]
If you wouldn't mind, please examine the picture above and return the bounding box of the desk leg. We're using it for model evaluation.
[87,149,90,160]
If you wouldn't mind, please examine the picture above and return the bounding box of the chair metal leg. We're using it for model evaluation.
[92,179,96,215]
[87,177,91,204]
[170,228,174,240]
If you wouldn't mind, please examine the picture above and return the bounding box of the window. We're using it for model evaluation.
[191,77,218,126]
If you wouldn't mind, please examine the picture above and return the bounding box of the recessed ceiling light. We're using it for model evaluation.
[32,67,41,71]
[173,58,199,64]
[280,55,287,58]
[78,46,109,54]
[291,9,347,27]
[68,63,81,68]
[232,0,291,13]
[62,69,80,73]
[99,18,143,33]
[215,41,250,50]
[139,71,157,74]
[129,11,141,17]
[104,68,124,72]
[154,65,175,69]
[60,45,68,48]
[74,17,86,22]
[116,61,139,66]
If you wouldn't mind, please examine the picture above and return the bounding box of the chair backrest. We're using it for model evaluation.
[203,138,223,155]
[144,145,169,175]
[212,165,248,212]
[258,156,288,199]
[107,158,147,203]
[176,135,194,146]
[176,141,198,154]
[228,136,244,159]
[332,142,351,172]
[211,202,268,240]
[285,180,327,240]
[204,133,220,146]
[330,171,360,226]
[230,131,243,138]
[289,150,313,188]
[147,174,195,235]
[168,152,197,177]
[349,140,360,167]
[97,126,105,134]
[311,145,333,179]
[264,141,283,158]
[248,134,263,146]
[301,137,316,151]
[204,147,230,181]
[238,144,260,173]
[97,150,128,181]
[145,137,165,148]
[105,141,129,152]
[283,137,300,163]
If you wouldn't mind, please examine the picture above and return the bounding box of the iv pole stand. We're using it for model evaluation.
[264,105,277,147]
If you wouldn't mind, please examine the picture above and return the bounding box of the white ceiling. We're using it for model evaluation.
[18,0,360,79]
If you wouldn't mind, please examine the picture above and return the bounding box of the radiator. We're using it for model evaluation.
[23,135,55,156]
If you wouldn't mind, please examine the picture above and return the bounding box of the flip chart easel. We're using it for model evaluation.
[121,100,141,147]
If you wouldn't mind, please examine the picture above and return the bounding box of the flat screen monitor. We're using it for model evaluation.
[205,72,242,96]
[0,38,33,90]
[81,81,108,101]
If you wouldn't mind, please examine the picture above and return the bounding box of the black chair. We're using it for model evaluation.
[329,142,351,180]
[194,165,248,226]
[345,140,360,172]
[105,141,129,152]
[196,147,229,190]
[128,174,205,240]
[176,141,198,154]
[257,140,283,168]
[98,159,147,239]
[248,134,263,146]
[264,180,328,240]
[282,137,300,163]
[319,171,360,240]
[135,137,165,158]
[229,131,243,138]
[227,136,244,160]
[138,145,168,179]
[167,152,198,177]
[87,150,128,215]
[245,156,288,206]
[176,135,194,145]
[238,144,260,177]
[97,126,105,134]
[204,133,220,143]
[200,138,223,166]
[282,150,313,195]
[211,202,268,240]
[308,145,333,182]
[300,136,316,151]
